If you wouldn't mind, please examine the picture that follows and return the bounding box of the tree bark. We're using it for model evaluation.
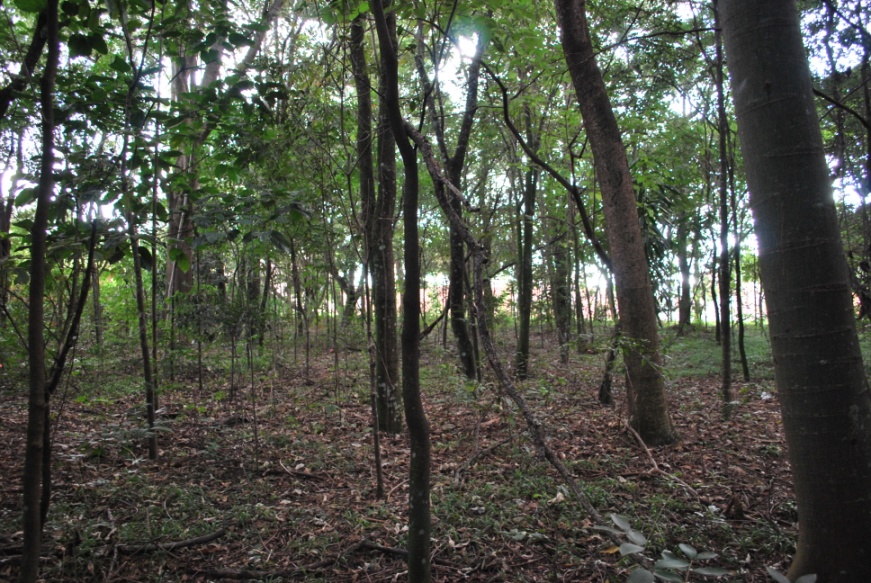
[676,216,692,331]
[0,10,48,122]
[722,2,871,580]
[713,0,733,417]
[371,3,431,581]
[550,229,572,364]
[515,109,541,379]
[360,8,404,434]
[20,1,58,580]
[554,0,674,444]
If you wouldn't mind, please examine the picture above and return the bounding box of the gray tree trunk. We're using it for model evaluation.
[723,1,871,580]
[554,0,675,444]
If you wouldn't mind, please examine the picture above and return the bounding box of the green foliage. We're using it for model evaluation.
[598,514,731,582]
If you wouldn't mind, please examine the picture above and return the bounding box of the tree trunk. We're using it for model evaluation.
[371,3,432,581]
[722,2,871,580]
[415,30,484,380]
[676,216,692,331]
[20,1,58,580]
[129,219,158,460]
[714,0,732,417]
[550,230,572,364]
[366,9,403,434]
[554,0,674,444]
[516,156,539,379]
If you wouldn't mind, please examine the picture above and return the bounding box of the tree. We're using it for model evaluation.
[722,1,871,580]
[415,21,485,381]
[20,1,59,580]
[371,1,432,580]
[554,0,675,444]
[349,11,403,433]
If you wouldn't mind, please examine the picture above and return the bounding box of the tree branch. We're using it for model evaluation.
[0,10,48,121]
[813,87,871,132]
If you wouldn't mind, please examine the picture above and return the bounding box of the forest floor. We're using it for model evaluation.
[0,327,798,582]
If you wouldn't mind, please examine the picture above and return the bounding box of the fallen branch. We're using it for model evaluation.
[279,459,327,481]
[117,528,226,554]
[358,540,458,568]
[624,422,700,504]
[453,434,516,483]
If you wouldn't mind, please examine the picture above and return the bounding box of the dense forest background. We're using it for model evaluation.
[1,0,870,581]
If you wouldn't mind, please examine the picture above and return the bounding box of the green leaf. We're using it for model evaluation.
[696,551,718,560]
[61,1,79,15]
[653,569,685,582]
[610,514,631,532]
[319,4,338,25]
[619,543,645,556]
[227,31,252,47]
[679,543,697,559]
[90,34,109,55]
[110,55,132,73]
[269,230,293,254]
[626,569,654,583]
[766,568,791,583]
[656,551,690,570]
[14,0,46,12]
[14,187,37,207]
[176,253,190,273]
[626,529,647,546]
[692,566,729,577]
[795,576,817,583]
[137,246,153,271]
[68,34,92,58]
[169,247,191,272]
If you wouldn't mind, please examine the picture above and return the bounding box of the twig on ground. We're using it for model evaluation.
[624,422,701,504]
[279,459,326,481]
[117,528,226,554]
[387,478,408,499]
[454,434,516,483]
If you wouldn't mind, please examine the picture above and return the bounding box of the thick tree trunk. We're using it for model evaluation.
[722,2,871,580]
[554,0,674,444]
[371,3,431,581]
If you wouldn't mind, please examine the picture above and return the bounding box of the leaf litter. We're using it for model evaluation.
[0,334,796,582]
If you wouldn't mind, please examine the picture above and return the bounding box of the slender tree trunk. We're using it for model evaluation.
[554,0,674,444]
[516,156,538,379]
[714,0,732,417]
[676,217,692,331]
[20,1,58,580]
[710,243,720,339]
[723,2,871,580]
[415,30,484,380]
[570,202,588,350]
[129,217,158,460]
[368,9,403,433]
[92,266,103,347]
[371,3,431,581]
[550,231,572,364]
